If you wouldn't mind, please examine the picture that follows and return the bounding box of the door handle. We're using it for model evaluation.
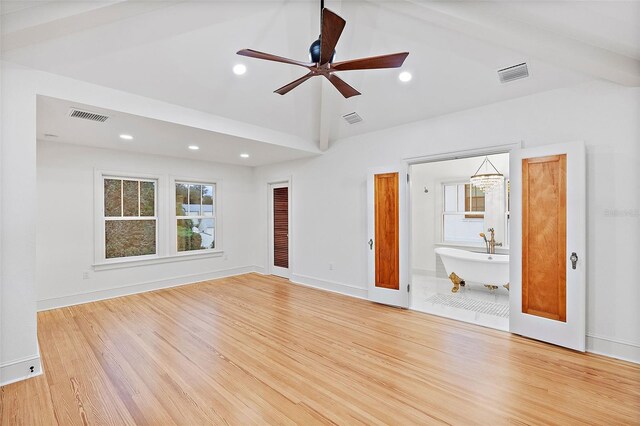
[570,252,578,270]
[368,239,373,250]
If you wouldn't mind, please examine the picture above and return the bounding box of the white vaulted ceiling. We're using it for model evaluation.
[3,1,639,153]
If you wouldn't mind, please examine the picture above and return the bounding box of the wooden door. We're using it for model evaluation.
[269,183,289,278]
[374,173,400,289]
[367,167,408,307]
[522,155,566,321]
[510,142,586,351]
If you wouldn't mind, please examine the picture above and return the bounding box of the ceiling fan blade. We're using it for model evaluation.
[237,49,313,68]
[274,72,315,95]
[320,8,346,65]
[331,52,409,71]
[324,74,360,98]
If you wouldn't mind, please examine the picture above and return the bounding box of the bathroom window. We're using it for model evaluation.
[464,184,485,219]
[442,183,485,244]
[175,182,216,252]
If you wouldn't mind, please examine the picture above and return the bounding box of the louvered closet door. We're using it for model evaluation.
[270,184,289,278]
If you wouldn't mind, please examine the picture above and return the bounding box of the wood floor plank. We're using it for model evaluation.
[1,273,639,425]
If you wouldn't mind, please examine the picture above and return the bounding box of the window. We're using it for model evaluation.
[103,177,157,259]
[442,182,486,244]
[175,182,216,252]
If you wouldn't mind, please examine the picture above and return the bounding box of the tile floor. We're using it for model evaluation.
[410,273,510,331]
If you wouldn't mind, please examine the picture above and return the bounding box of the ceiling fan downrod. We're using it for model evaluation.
[310,0,331,63]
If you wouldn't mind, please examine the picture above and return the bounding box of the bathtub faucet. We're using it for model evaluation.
[487,228,502,254]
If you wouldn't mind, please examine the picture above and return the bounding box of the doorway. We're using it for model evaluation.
[268,181,290,278]
[409,153,511,331]
[400,141,585,351]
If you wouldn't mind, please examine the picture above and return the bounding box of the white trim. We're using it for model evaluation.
[289,273,368,300]
[404,142,522,165]
[586,334,640,364]
[0,354,42,387]
[412,268,437,277]
[37,265,264,311]
[92,250,224,271]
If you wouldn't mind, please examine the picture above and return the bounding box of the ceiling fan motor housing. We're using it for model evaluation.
[309,39,335,63]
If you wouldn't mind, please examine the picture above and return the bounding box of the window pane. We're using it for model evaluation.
[105,220,156,258]
[140,181,155,216]
[444,185,457,212]
[464,184,485,218]
[443,215,484,243]
[176,183,189,216]
[104,179,122,217]
[202,185,214,217]
[177,218,215,251]
[122,180,139,216]
[457,184,465,213]
[188,185,202,216]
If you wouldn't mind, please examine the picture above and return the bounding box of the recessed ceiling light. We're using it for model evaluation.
[240,153,250,158]
[119,134,134,140]
[188,145,200,150]
[233,64,247,75]
[398,71,412,82]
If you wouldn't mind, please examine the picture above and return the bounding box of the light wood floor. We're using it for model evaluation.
[1,274,639,425]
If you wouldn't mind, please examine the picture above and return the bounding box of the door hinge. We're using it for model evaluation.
[407,284,411,292]
[406,174,410,183]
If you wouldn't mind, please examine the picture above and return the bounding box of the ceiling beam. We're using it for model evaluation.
[319,78,333,151]
[318,0,343,151]
[1,0,182,52]
[381,0,640,87]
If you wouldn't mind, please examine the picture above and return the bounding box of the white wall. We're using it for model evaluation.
[255,80,640,362]
[35,141,259,309]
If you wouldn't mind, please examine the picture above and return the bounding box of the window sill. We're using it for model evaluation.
[93,250,224,271]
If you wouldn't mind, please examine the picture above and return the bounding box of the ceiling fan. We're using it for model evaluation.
[237,2,409,98]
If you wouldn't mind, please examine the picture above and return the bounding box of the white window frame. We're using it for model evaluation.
[94,170,163,265]
[505,179,511,247]
[441,180,486,245]
[169,176,223,257]
[93,171,224,271]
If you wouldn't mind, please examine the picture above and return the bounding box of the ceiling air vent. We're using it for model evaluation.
[497,63,529,83]
[68,108,109,123]
[342,112,363,124]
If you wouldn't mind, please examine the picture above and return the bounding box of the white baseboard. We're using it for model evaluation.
[289,273,368,299]
[587,333,640,364]
[412,268,436,277]
[0,353,42,387]
[37,265,264,311]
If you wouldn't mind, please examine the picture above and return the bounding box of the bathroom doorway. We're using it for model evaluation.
[409,152,510,331]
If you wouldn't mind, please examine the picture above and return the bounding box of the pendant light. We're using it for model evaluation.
[470,156,504,192]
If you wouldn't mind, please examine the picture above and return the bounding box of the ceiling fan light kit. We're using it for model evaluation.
[237,6,409,98]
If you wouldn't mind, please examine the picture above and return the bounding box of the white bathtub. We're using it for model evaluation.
[435,247,509,292]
